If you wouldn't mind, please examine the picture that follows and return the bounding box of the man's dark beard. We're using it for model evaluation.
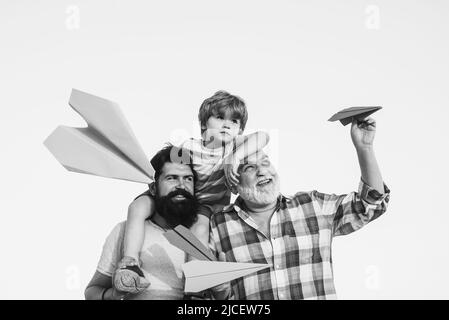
[154,189,198,228]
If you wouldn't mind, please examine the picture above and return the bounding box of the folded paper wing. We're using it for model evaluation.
[44,89,154,184]
[164,226,271,292]
[328,106,382,126]
[183,260,271,293]
[164,225,216,261]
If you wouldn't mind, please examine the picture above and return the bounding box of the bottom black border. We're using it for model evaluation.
[1,300,447,319]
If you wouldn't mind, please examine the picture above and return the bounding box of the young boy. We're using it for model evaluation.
[113,91,270,293]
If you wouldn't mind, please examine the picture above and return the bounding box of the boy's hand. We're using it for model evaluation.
[224,155,240,187]
[351,117,376,150]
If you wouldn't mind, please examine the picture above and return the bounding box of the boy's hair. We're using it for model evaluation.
[198,90,248,134]
[150,144,196,183]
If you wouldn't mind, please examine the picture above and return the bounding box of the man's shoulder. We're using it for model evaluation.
[114,220,127,230]
[105,221,127,244]
[287,190,318,204]
[273,191,321,211]
[113,219,154,232]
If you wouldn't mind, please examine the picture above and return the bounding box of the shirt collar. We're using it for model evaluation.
[225,193,292,215]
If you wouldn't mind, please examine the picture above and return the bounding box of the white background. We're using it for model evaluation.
[1,0,448,299]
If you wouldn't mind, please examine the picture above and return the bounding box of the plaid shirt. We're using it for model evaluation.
[209,179,390,300]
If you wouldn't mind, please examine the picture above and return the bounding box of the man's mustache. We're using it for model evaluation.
[166,189,194,200]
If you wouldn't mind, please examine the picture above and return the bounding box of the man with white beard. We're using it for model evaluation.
[209,117,390,299]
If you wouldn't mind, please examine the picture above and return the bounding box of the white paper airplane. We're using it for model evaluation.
[44,89,154,184]
[163,225,271,292]
[328,106,382,126]
[183,260,271,293]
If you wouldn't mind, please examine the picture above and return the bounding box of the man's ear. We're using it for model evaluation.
[149,182,157,197]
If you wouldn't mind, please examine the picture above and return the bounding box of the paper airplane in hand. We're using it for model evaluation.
[328,106,382,126]
[44,89,154,184]
[164,225,271,292]
[183,260,271,293]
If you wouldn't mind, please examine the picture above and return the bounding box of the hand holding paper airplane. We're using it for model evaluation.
[164,225,271,293]
[44,89,154,184]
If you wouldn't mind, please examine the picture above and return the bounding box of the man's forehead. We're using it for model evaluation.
[239,152,269,166]
[161,162,193,175]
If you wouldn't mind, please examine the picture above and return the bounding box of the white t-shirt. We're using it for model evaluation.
[97,220,186,300]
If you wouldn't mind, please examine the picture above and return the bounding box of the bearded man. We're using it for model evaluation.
[85,145,200,300]
[209,117,391,299]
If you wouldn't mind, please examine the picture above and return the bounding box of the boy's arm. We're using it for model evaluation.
[232,131,270,161]
[123,194,154,261]
[225,131,270,186]
[113,192,153,294]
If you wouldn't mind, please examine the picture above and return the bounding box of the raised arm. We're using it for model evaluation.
[313,180,390,237]
[312,117,390,236]
[351,117,384,193]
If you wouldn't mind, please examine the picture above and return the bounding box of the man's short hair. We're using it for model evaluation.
[198,90,248,134]
[150,144,196,183]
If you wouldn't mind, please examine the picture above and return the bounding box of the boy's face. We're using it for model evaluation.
[203,110,242,145]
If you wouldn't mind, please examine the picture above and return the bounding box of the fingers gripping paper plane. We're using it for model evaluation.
[44,89,154,183]
[164,225,271,293]
[328,106,382,126]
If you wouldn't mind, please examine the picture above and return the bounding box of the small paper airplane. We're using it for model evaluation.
[328,106,382,126]
[44,89,154,184]
[183,260,271,293]
[163,225,271,292]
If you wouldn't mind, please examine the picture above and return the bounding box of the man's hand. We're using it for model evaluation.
[224,155,240,187]
[210,278,232,300]
[209,252,232,299]
[351,117,376,150]
[105,287,129,300]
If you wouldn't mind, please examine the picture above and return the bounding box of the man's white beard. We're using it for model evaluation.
[237,177,280,206]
